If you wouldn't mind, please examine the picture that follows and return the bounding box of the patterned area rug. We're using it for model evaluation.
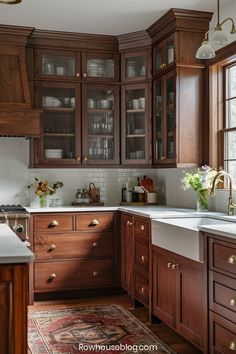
[28,304,176,353]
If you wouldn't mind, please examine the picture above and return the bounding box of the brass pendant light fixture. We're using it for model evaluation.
[0,0,22,3]
[196,0,236,59]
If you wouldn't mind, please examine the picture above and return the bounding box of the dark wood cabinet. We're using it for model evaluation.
[206,233,236,354]
[31,211,119,299]
[154,34,175,75]
[152,246,205,350]
[82,52,119,82]
[121,50,151,83]
[0,263,29,354]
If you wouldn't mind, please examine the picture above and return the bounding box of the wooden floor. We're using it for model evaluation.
[28,294,202,354]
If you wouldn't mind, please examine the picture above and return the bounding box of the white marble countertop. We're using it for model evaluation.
[0,224,34,264]
[199,224,236,239]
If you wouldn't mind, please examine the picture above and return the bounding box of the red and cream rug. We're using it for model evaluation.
[28,304,176,353]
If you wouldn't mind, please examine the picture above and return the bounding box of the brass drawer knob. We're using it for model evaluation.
[172,263,179,270]
[48,244,56,252]
[90,219,99,226]
[127,221,130,226]
[83,156,88,162]
[76,156,81,161]
[48,273,56,281]
[92,242,98,248]
[229,341,236,351]
[93,271,98,277]
[76,72,80,78]
[49,220,59,227]
[230,298,236,306]
[83,73,87,78]
[141,256,145,263]
[227,255,236,264]
[140,225,145,231]
[141,287,145,293]
[129,222,133,226]
[160,156,166,161]
[167,262,172,268]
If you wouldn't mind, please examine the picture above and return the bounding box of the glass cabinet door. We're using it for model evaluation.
[154,35,175,75]
[166,76,175,160]
[154,81,163,161]
[82,84,119,164]
[36,82,80,165]
[122,84,149,164]
[122,51,149,82]
[83,53,119,81]
[37,50,79,79]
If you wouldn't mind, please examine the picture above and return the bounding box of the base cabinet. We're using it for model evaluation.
[152,246,204,350]
[0,264,29,354]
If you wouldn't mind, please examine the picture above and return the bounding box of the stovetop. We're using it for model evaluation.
[0,205,28,214]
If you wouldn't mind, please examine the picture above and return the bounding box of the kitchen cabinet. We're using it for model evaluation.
[121,83,151,165]
[31,211,119,300]
[207,233,236,354]
[154,34,174,75]
[152,246,205,350]
[121,212,151,308]
[121,50,151,82]
[0,263,29,354]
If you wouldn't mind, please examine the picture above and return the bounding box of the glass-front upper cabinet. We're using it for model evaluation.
[82,53,119,81]
[35,82,81,166]
[153,70,175,164]
[154,34,175,75]
[121,51,150,82]
[82,84,119,164]
[36,49,80,79]
[122,83,150,164]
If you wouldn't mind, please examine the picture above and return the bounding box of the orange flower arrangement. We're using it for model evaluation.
[28,178,63,207]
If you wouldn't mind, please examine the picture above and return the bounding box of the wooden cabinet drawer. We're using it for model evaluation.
[75,213,114,231]
[135,269,149,305]
[134,218,149,239]
[33,214,73,233]
[209,270,236,324]
[135,235,149,272]
[210,239,236,277]
[34,259,114,291]
[209,311,236,354]
[34,232,113,260]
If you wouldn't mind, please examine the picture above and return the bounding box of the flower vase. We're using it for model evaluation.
[39,195,47,208]
[197,190,209,211]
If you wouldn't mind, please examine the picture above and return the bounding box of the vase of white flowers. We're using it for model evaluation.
[181,166,222,211]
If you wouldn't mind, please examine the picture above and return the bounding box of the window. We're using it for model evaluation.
[222,62,236,182]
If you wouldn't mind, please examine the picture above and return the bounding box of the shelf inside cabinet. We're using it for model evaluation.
[88,134,114,138]
[126,134,145,138]
[88,109,114,114]
[43,108,75,113]
[126,109,145,114]
[44,133,75,137]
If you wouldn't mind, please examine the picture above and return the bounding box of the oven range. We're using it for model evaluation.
[0,205,30,246]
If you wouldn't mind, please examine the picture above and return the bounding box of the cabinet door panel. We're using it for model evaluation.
[152,247,176,327]
[120,214,134,295]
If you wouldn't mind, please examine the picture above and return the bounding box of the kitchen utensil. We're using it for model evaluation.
[89,182,100,203]
[140,176,154,193]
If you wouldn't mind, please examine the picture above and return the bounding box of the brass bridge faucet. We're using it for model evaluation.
[210,171,236,216]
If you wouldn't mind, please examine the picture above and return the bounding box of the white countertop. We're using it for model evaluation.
[199,224,236,239]
[0,224,34,264]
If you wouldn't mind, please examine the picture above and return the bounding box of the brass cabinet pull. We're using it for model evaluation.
[93,271,98,277]
[126,221,130,226]
[83,73,87,78]
[172,263,179,270]
[49,220,59,227]
[229,297,236,306]
[227,255,236,264]
[160,63,163,69]
[76,156,81,161]
[83,156,88,162]
[140,225,145,231]
[141,256,145,263]
[162,63,166,67]
[48,273,56,281]
[160,156,166,161]
[48,244,56,252]
[92,242,98,248]
[141,287,145,293]
[129,222,133,226]
[229,341,236,351]
[76,72,80,77]
[90,219,99,226]
[167,262,172,268]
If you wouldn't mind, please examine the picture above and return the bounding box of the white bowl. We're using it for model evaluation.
[45,149,63,159]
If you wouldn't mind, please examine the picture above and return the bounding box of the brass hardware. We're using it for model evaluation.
[162,63,166,67]
[76,156,81,161]
[167,262,172,268]
[141,256,145,263]
[129,222,133,226]
[141,287,145,293]
[92,242,98,247]
[160,64,163,69]
[90,219,99,226]
[127,221,130,226]
[211,171,236,216]
[83,73,87,78]
[76,72,80,77]
[140,225,145,231]
[93,271,98,277]
[160,156,166,161]
[49,220,59,227]
[48,273,56,281]
[172,263,179,270]
[229,341,236,351]
[83,156,88,162]
[229,297,236,306]
[227,255,236,264]
[48,244,56,252]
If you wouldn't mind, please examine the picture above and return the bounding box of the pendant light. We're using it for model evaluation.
[0,0,22,3]
[196,0,236,59]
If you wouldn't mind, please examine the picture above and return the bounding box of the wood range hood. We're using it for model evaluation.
[0,25,40,137]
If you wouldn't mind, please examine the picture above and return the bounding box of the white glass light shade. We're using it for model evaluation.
[211,29,228,49]
[196,42,216,59]
[0,0,21,3]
